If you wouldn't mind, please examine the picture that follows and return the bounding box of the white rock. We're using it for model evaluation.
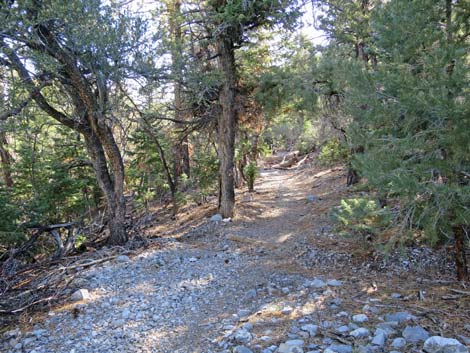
[300,324,318,337]
[423,336,469,353]
[350,328,370,338]
[391,337,406,348]
[309,279,327,288]
[327,279,343,286]
[352,314,368,323]
[233,329,252,344]
[278,339,304,353]
[211,214,223,222]
[281,306,293,314]
[371,328,386,346]
[385,311,416,324]
[402,325,429,343]
[70,289,91,301]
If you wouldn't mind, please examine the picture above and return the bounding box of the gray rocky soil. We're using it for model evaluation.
[2,167,469,353]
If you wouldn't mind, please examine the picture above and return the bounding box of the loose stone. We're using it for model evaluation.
[336,325,350,334]
[350,328,370,339]
[327,279,343,286]
[371,328,386,346]
[70,289,91,301]
[233,329,252,344]
[233,346,254,353]
[384,311,416,324]
[308,279,327,288]
[325,344,353,353]
[278,339,304,353]
[352,314,368,323]
[300,324,318,337]
[423,336,469,353]
[211,214,223,222]
[402,325,429,343]
[391,337,406,348]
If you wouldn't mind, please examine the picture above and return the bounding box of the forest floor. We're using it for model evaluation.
[1,156,470,353]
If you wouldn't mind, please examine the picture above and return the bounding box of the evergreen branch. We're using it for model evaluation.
[0,81,51,122]
[0,40,85,132]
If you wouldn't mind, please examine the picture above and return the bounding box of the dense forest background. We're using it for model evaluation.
[0,0,468,279]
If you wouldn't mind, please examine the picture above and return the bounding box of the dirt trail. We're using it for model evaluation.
[2,164,469,353]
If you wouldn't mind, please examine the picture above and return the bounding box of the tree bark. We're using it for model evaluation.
[453,225,469,281]
[0,77,14,188]
[83,127,127,245]
[216,36,237,218]
[0,132,14,188]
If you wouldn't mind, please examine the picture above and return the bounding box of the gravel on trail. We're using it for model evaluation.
[1,168,468,353]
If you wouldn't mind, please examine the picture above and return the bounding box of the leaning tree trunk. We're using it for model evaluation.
[84,120,127,245]
[216,36,236,218]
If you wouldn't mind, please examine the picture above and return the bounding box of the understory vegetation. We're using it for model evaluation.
[0,0,468,280]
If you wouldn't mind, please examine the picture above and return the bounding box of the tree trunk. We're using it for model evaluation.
[216,36,237,218]
[453,225,469,281]
[182,136,191,178]
[250,134,259,162]
[169,0,190,185]
[0,77,14,188]
[84,126,127,245]
[0,132,14,188]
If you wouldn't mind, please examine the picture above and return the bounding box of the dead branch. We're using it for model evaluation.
[0,295,57,315]
[450,288,470,296]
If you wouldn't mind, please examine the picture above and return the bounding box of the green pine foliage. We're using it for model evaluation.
[348,0,469,244]
[318,138,349,166]
[330,197,392,238]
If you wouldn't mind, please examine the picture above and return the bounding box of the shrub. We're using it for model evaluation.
[318,138,348,165]
[244,162,259,192]
[330,197,392,239]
